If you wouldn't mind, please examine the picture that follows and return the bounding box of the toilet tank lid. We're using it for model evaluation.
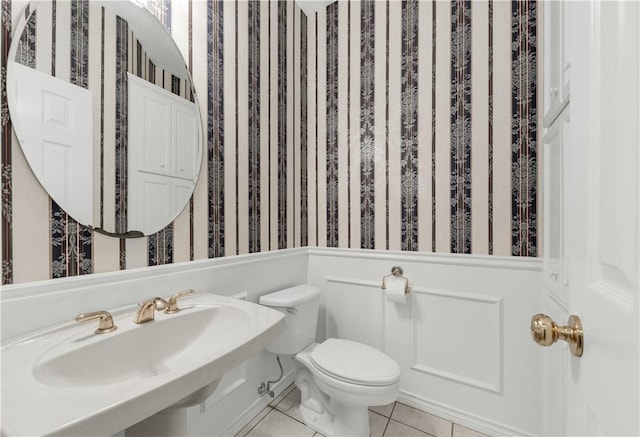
[259,285,321,307]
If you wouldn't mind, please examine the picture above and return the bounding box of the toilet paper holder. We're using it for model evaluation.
[381,266,409,295]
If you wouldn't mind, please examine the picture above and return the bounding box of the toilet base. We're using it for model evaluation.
[296,367,370,437]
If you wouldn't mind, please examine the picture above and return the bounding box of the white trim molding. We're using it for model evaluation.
[307,246,543,271]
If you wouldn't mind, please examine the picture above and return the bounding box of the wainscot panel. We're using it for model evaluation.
[307,247,542,436]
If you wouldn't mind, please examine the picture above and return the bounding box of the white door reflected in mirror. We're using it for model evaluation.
[8,61,94,226]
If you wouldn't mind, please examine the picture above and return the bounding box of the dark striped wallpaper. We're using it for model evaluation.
[307,0,538,256]
[450,0,472,254]
[360,1,375,249]
[1,0,12,285]
[401,0,419,251]
[207,0,224,259]
[248,0,260,254]
[325,2,338,247]
[1,0,538,285]
[278,1,288,250]
[511,0,537,257]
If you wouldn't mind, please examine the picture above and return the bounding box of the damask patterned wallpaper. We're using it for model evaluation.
[1,0,537,286]
[306,0,538,255]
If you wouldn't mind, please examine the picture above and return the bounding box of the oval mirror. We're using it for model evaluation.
[6,0,203,237]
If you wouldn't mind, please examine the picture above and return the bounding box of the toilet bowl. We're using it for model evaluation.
[259,285,400,437]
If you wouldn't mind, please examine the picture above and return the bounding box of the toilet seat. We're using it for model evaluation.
[310,339,401,387]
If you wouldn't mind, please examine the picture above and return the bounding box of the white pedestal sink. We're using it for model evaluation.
[1,293,285,436]
[125,379,221,436]
[125,381,220,437]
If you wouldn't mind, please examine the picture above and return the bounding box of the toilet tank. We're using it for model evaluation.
[259,285,321,355]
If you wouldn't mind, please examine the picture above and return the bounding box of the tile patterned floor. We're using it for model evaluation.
[235,384,490,437]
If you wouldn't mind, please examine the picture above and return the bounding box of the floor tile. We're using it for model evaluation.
[391,403,453,437]
[275,387,305,423]
[235,406,272,437]
[452,423,489,437]
[269,383,296,408]
[370,410,390,437]
[383,419,431,437]
[242,385,489,437]
[245,409,315,437]
[369,402,396,418]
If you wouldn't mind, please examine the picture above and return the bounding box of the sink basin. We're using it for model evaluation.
[1,293,285,436]
[33,305,250,387]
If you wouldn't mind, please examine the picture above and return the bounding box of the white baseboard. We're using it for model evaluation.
[397,390,534,437]
[220,370,297,437]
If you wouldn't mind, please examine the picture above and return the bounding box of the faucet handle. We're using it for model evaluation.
[165,289,194,314]
[75,310,117,334]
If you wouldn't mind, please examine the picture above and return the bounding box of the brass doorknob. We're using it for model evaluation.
[530,313,584,357]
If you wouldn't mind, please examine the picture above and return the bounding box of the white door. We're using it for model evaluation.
[562,1,639,435]
[7,60,93,226]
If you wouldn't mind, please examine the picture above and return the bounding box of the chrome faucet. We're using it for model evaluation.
[134,297,169,324]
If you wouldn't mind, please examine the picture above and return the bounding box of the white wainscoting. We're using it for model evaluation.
[2,247,543,436]
[308,247,543,437]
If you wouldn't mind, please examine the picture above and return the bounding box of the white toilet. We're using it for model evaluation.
[259,285,400,437]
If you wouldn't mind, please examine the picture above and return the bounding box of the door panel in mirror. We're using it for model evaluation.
[173,105,199,181]
[133,173,172,235]
[138,92,172,177]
